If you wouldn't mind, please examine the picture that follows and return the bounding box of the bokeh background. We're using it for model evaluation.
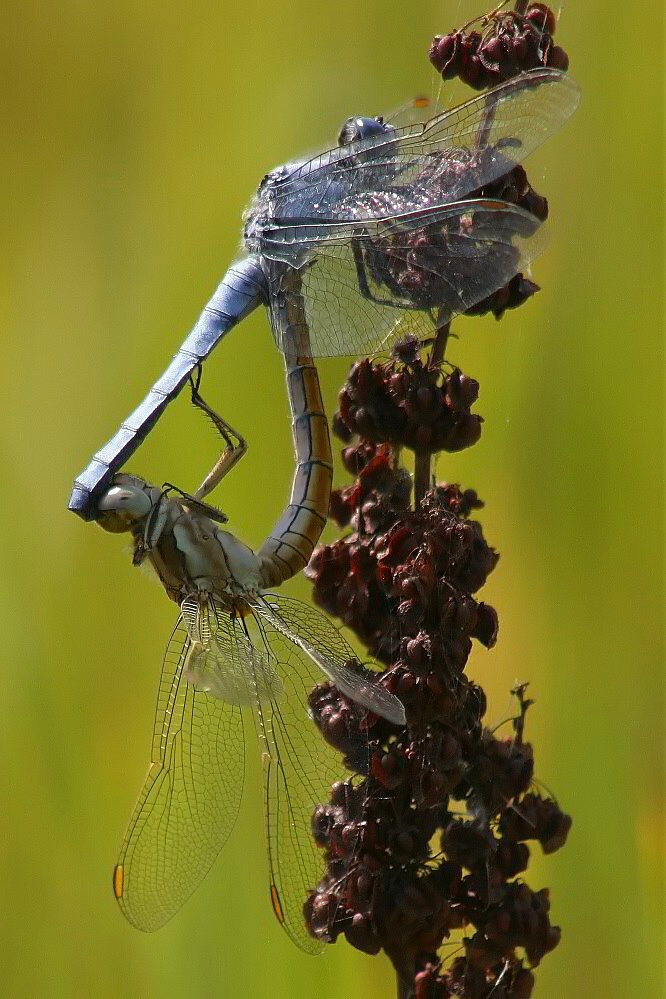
[1,2,663,996]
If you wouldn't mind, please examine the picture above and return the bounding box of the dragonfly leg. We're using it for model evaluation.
[351,237,418,311]
[189,367,248,502]
[160,481,228,523]
[351,238,373,299]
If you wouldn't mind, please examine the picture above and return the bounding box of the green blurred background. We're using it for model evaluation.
[1,1,663,996]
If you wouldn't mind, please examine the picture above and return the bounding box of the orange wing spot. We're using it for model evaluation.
[112,864,125,900]
[270,883,285,924]
[413,95,430,109]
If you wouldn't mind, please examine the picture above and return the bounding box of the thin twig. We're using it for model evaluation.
[414,320,451,507]
[429,318,451,369]
[413,450,431,508]
[396,971,414,999]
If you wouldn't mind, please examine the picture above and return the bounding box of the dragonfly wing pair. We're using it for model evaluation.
[256,592,405,725]
[264,200,547,357]
[270,68,579,218]
[260,67,579,357]
[112,620,245,933]
[113,594,393,949]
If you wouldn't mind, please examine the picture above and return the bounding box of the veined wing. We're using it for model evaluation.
[233,605,370,953]
[269,69,579,220]
[181,596,283,707]
[254,593,405,725]
[265,200,546,357]
[112,617,245,932]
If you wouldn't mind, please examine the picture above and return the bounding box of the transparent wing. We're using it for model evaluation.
[381,94,435,131]
[222,606,368,953]
[113,617,245,932]
[181,595,283,706]
[255,593,405,724]
[265,200,546,356]
[269,69,579,219]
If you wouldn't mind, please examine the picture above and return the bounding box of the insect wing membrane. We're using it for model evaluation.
[255,594,405,725]
[241,606,370,953]
[113,618,245,932]
[268,69,579,220]
[183,599,283,707]
[264,200,548,357]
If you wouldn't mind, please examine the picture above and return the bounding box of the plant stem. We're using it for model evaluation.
[396,972,414,999]
[414,321,451,508]
[413,449,431,508]
[429,319,451,369]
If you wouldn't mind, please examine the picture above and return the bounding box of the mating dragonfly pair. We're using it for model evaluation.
[71,67,579,947]
[97,377,403,949]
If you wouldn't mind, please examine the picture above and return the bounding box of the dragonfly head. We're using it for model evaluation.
[95,473,161,533]
[338,115,395,147]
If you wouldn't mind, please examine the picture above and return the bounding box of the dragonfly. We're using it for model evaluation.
[96,378,406,943]
[70,66,580,589]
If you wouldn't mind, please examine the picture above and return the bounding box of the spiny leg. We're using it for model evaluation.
[351,235,419,310]
[188,364,248,502]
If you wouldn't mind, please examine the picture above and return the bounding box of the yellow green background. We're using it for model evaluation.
[2,2,663,996]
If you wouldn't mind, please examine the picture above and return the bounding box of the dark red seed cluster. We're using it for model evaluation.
[361,191,540,316]
[336,344,483,455]
[358,151,547,321]
[475,163,549,224]
[308,434,498,667]
[499,793,574,855]
[414,957,534,999]
[416,955,537,998]
[463,163,547,319]
[305,378,571,981]
[426,955,537,998]
[308,683,371,773]
[429,5,568,90]
[413,151,549,319]
[465,272,540,320]
[306,671,570,978]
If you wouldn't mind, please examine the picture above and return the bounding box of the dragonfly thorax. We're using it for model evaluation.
[171,515,263,599]
[242,205,267,254]
[244,160,305,251]
[95,474,263,606]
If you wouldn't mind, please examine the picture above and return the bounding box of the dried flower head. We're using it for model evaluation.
[303,5,573,996]
[429,4,568,91]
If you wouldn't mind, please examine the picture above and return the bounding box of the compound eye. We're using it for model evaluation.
[96,509,134,534]
[96,483,152,532]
